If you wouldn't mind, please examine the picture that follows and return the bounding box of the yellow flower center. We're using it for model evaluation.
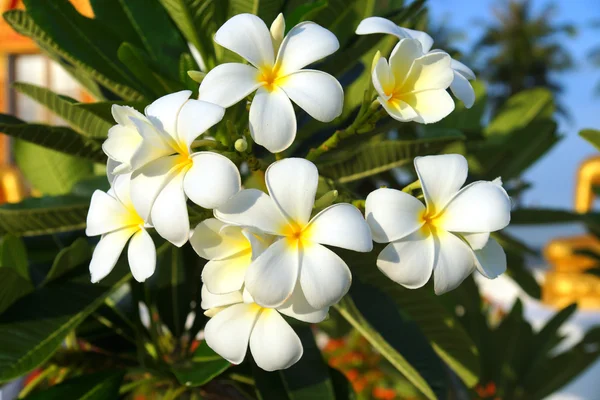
[419,209,444,233]
[175,153,193,172]
[282,221,313,248]
[257,65,287,92]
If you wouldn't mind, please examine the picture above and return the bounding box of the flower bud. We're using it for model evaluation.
[235,137,248,152]
[270,13,286,53]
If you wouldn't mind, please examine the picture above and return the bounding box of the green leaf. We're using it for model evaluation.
[286,0,328,27]
[89,0,145,49]
[3,7,143,101]
[43,238,92,285]
[0,234,29,281]
[0,196,89,237]
[172,341,230,387]
[12,83,113,138]
[0,114,107,163]
[335,296,436,400]
[0,272,131,383]
[158,0,218,68]
[228,0,284,23]
[0,268,34,315]
[71,175,111,198]
[180,53,199,92]
[73,101,149,124]
[317,130,465,183]
[24,371,124,400]
[509,208,582,224]
[580,129,600,151]
[14,141,93,195]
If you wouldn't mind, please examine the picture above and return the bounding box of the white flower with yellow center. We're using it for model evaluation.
[201,284,327,371]
[102,105,144,182]
[123,90,241,247]
[372,38,455,123]
[198,13,344,153]
[86,174,156,283]
[215,158,373,309]
[365,154,511,295]
[190,218,273,295]
[356,16,477,108]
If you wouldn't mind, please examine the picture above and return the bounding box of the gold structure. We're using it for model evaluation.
[543,156,600,309]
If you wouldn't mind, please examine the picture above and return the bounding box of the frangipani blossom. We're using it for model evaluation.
[372,39,454,123]
[202,285,325,371]
[215,158,373,309]
[123,91,241,247]
[103,105,144,183]
[190,218,273,295]
[86,174,156,283]
[365,154,511,295]
[356,16,477,108]
[199,13,344,153]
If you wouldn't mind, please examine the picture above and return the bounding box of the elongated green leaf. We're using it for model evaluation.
[229,0,283,23]
[89,0,145,48]
[580,129,600,151]
[73,101,149,124]
[285,0,327,27]
[43,238,91,285]
[0,268,34,315]
[510,208,582,224]
[13,83,113,138]
[3,9,144,101]
[0,272,131,383]
[0,196,89,237]
[0,234,29,281]
[0,115,106,163]
[485,88,554,136]
[172,341,230,387]
[335,296,436,400]
[318,130,465,183]
[14,140,93,195]
[24,371,124,400]
[158,0,218,68]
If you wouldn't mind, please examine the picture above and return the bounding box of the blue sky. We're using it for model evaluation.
[429,0,600,210]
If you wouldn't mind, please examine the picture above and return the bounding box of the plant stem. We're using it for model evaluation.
[18,365,57,398]
[402,180,421,193]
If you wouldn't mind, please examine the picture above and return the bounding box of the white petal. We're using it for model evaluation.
[276,22,339,75]
[204,303,260,364]
[111,173,134,210]
[440,181,511,233]
[451,58,476,80]
[365,188,425,243]
[355,17,411,39]
[405,89,455,124]
[106,158,120,184]
[127,228,156,282]
[131,155,181,221]
[86,190,130,236]
[245,238,299,307]
[277,283,329,323]
[202,250,252,294]
[414,154,468,214]
[103,125,142,167]
[403,52,453,92]
[243,229,273,259]
[90,227,137,283]
[308,203,373,252]
[389,39,423,84]
[145,90,192,140]
[372,57,395,99]
[474,238,506,279]
[112,104,145,127]
[433,230,476,295]
[215,189,288,235]
[279,70,343,122]
[184,152,241,209]
[214,13,275,68]
[265,158,317,226]
[450,71,475,108]
[300,243,351,309]
[377,229,434,289]
[190,219,249,260]
[198,63,262,108]
[249,86,296,153]
[463,232,490,251]
[250,309,303,371]
[150,169,190,247]
[177,100,225,150]
[379,97,419,122]
[128,117,174,170]
[404,28,434,53]
[201,285,243,310]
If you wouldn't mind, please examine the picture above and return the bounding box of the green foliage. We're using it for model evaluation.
[24,371,124,399]
[580,128,600,150]
[172,341,230,387]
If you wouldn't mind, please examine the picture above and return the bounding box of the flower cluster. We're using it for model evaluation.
[86,13,510,371]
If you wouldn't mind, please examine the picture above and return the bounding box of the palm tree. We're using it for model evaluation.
[474,0,575,112]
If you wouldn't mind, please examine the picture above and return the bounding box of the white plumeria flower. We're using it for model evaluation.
[103,105,145,183]
[372,38,455,123]
[198,13,344,153]
[365,154,511,295]
[356,16,477,108]
[190,218,273,295]
[202,285,326,371]
[123,90,241,247]
[215,158,373,309]
[86,174,156,283]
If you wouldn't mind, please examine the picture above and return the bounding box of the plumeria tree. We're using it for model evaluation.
[0,0,598,399]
